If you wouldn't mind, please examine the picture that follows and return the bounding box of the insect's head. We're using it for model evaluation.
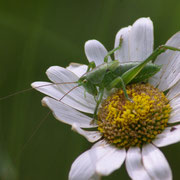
[78,77,98,96]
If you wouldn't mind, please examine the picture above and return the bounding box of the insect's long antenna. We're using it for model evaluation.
[14,82,79,160]
[16,84,80,158]
[0,81,77,101]
[15,111,51,162]
[58,84,81,101]
[0,87,33,101]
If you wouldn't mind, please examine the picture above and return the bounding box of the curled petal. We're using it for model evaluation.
[72,123,102,142]
[66,63,88,77]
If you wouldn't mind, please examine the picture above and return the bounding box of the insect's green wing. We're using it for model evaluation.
[121,44,180,85]
[130,63,161,83]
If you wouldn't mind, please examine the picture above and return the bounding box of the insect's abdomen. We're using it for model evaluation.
[114,62,161,83]
[130,63,161,83]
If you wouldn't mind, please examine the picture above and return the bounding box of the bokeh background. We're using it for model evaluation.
[1,0,180,179]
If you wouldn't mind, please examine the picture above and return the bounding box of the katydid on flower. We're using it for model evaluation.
[76,37,180,122]
[1,37,180,124]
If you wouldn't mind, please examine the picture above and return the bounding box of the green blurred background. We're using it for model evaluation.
[0,0,180,179]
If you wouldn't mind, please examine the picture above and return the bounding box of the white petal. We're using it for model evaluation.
[72,123,102,143]
[32,81,94,114]
[66,63,88,77]
[114,26,132,62]
[84,40,111,66]
[42,97,97,128]
[153,125,180,147]
[129,17,153,61]
[167,78,180,100]
[91,139,108,149]
[168,94,180,123]
[151,32,180,89]
[169,103,180,123]
[148,76,159,87]
[69,142,126,179]
[169,111,180,123]
[45,66,96,113]
[142,144,172,180]
[170,94,180,110]
[69,148,99,180]
[158,52,180,91]
[126,147,151,180]
[32,81,62,100]
[95,145,126,176]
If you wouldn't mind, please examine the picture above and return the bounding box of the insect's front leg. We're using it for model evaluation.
[90,87,104,124]
[104,36,123,63]
[106,76,133,102]
[86,61,96,72]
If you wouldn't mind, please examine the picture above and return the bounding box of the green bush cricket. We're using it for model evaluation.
[1,36,180,155]
[76,37,180,123]
[1,37,180,124]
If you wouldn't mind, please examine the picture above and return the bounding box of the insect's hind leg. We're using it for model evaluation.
[151,45,180,63]
[104,36,123,63]
[107,76,133,102]
[120,45,180,86]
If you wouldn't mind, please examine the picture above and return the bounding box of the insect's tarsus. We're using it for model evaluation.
[104,36,123,63]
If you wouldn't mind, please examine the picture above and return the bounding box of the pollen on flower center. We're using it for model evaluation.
[97,83,171,148]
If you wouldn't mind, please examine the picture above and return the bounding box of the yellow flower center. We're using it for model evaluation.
[97,83,171,148]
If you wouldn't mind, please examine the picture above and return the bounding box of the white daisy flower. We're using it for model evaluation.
[32,17,180,180]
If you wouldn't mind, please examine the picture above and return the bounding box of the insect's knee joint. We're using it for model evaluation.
[159,45,167,51]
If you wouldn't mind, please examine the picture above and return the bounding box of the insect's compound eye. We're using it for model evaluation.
[97,83,171,148]
[83,79,87,83]
[106,68,110,72]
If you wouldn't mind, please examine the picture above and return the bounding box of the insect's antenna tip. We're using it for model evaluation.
[16,111,51,162]
[0,87,33,101]
[0,81,79,101]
